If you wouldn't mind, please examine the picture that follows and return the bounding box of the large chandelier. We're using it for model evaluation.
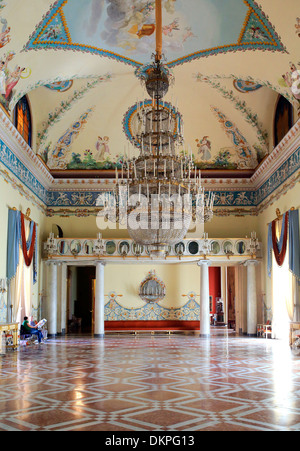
[99,0,215,257]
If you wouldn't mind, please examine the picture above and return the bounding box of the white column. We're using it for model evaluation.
[61,263,67,335]
[198,260,211,337]
[56,263,62,335]
[94,261,105,338]
[47,262,58,337]
[245,260,258,336]
[236,265,247,335]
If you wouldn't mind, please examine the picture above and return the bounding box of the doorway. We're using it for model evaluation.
[227,267,236,330]
[67,266,96,334]
[209,266,238,330]
[209,267,221,324]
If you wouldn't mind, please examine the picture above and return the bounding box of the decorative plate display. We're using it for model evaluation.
[139,270,166,303]
[118,241,130,256]
[175,242,185,256]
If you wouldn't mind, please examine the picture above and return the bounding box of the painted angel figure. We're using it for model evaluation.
[5,66,25,101]
[0,18,10,48]
[162,18,180,37]
[0,26,10,47]
[0,50,14,91]
[95,136,110,161]
[183,27,196,43]
[0,59,6,95]
[282,63,300,100]
[164,0,176,14]
[249,26,269,41]
[296,17,300,37]
[196,136,211,161]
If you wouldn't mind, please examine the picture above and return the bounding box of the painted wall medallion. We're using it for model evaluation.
[45,80,73,92]
[233,79,262,93]
[139,270,166,303]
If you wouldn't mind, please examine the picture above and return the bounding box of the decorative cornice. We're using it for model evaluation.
[251,119,300,189]
[0,109,53,189]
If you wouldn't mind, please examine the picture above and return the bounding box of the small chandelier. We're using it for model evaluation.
[99,0,214,257]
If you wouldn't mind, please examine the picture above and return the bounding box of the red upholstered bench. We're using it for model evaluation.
[105,321,200,333]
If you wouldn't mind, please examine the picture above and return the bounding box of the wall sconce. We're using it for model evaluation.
[201,233,211,258]
[0,278,7,294]
[94,233,105,256]
[247,231,260,258]
[44,232,57,255]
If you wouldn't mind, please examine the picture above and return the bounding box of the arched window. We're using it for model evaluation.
[274,95,293,147]
[14,95,32,147]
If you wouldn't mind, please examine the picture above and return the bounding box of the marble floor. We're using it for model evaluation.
[0,329,300,431]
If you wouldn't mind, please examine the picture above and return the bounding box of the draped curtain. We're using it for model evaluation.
[6,209,37,322]
[268,208,300,330]
[289,209,300,282]
[268,209,300,280]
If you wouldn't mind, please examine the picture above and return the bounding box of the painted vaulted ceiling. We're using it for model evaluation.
[0,0,299,179]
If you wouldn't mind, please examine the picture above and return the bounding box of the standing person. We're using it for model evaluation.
[22,316,43,344]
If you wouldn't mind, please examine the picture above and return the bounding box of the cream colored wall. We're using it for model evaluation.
[204,215,258,238]
[44,211,259,241]
[0,173,47,321]
[256,179,300,316]
[44,215,102,239]
[104,263,200,311]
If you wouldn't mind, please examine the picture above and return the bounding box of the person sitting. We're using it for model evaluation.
[29,315,37,327]
[22,316,43,344]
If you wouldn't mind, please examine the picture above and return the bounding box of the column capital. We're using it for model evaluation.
[244,259,259,267]
[197,259,211,267]
[46,260,58,266]
[94,260,106,267]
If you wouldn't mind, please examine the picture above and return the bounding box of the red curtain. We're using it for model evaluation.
[272,212,289,267]
[20,212,36,267]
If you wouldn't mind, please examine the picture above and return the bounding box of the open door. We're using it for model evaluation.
[92,279,96,335]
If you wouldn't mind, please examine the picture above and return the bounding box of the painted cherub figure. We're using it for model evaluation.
[0,26,10,47]
[296,17,300,37]
[282,63,300,100]
[162,18,180,37]
[95,136,110,161]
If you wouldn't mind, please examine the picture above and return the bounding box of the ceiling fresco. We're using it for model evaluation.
[0,0,299,179]
[24,0,286,66]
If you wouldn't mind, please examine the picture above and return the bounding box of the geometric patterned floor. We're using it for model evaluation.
[1,329,300,432]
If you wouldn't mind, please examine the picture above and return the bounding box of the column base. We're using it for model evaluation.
[247,333,257,338]
[94,334,105,338]
[47,334,57,338]
[199,334,211,338]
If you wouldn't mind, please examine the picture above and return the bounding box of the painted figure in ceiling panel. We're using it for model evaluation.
[24,0,286,67]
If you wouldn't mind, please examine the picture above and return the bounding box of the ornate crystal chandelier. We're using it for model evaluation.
[100,0,215,257]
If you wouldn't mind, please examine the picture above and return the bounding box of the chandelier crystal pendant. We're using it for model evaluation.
[101,0,215,258]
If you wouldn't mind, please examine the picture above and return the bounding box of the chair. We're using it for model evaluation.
[257,321,272,338]
[20,325,31,340]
